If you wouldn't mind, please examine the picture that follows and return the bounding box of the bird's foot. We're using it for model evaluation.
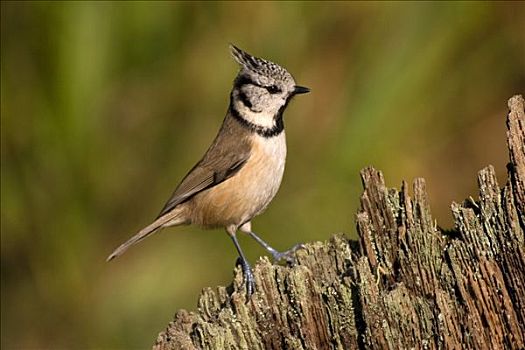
[235,257,255,296]
[269,243,305,266]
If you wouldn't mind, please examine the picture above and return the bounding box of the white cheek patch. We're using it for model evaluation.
[239,87,263,112]
[234,98,277,129]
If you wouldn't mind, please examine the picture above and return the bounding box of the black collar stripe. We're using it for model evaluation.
[230,94,284,138]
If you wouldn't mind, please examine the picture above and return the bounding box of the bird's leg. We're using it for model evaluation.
[248,231,303,264]
[239,222,303,265]
[227,226,255,295]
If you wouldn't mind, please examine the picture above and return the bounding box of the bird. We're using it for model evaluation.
[107,44,310,295]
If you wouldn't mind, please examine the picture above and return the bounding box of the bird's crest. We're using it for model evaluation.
[229,44,292,84]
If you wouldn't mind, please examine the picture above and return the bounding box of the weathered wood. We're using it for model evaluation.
[153,95,525,350]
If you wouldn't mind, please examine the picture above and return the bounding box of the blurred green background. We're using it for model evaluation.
[1,1,524,348]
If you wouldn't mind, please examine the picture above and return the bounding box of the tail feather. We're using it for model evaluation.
[106,210,182,261]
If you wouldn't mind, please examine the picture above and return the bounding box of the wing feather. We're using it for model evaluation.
[156,121,251,218]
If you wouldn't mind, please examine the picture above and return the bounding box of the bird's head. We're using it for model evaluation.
[229,45,309,133]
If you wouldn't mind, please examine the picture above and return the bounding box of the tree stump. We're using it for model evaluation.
[153,95,525,350]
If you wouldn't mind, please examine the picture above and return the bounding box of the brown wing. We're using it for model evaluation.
[156,116,252,218]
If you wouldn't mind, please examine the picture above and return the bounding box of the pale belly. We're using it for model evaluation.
[188,133,286,228]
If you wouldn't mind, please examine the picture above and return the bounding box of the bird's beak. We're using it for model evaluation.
[294,86,310,95]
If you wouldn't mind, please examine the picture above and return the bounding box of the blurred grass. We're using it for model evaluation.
[1,1,524,348]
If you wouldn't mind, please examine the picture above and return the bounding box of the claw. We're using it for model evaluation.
[271,243,305,265]
[236,257,255,295]
[243,263,255,295]
[243,229,305,267]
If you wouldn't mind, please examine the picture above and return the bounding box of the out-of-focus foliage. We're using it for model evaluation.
[1,1,524,348]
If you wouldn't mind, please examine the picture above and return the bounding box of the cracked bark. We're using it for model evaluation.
[153,95,525,350]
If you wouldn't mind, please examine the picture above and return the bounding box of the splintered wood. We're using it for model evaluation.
[153,95,525,350]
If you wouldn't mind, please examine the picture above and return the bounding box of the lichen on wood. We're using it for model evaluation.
[154,95,525,350]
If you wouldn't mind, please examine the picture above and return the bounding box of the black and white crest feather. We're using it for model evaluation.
[229,44,293,85]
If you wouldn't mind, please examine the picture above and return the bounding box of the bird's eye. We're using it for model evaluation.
[266,85,282,94]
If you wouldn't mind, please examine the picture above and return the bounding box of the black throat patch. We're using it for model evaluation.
[230,93,285,138]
